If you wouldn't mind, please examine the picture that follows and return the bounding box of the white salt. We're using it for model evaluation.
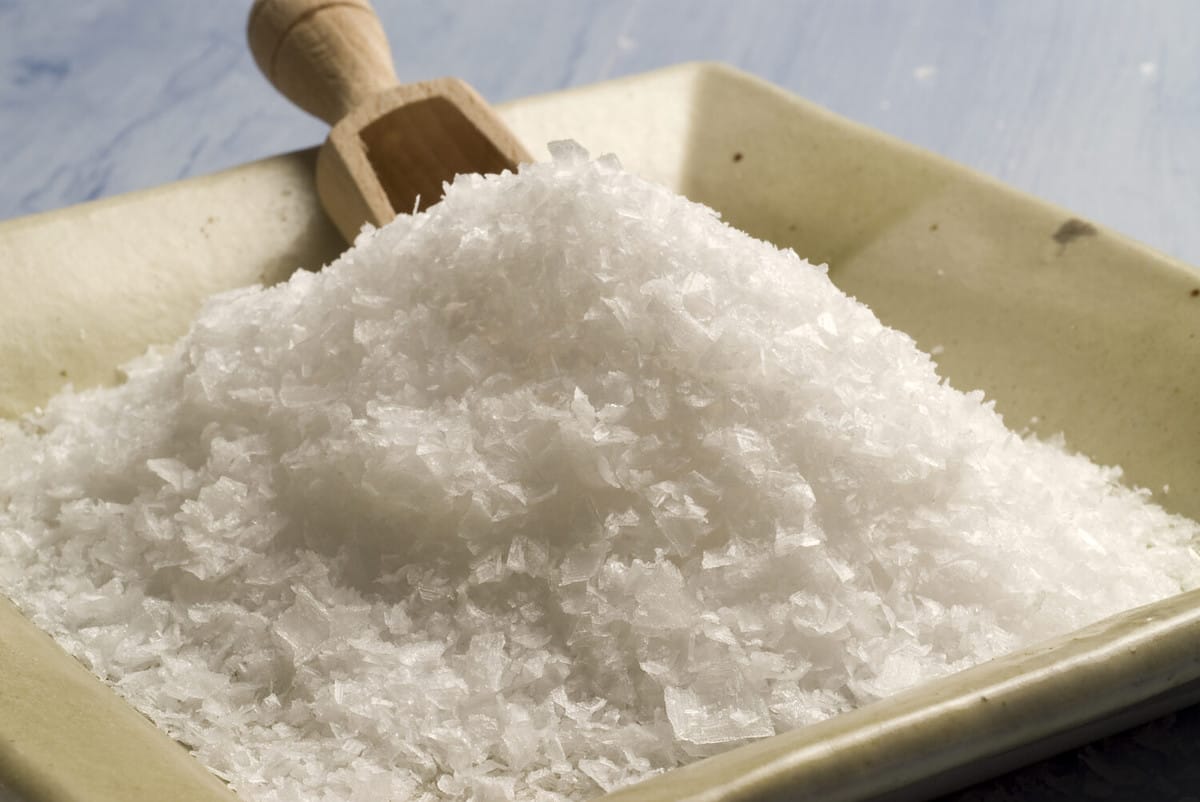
[1,145,1198,801]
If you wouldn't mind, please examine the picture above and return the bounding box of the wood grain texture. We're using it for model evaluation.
[1,2,1199,800]
[248,0,397,124]
[317,76,531,239]
[247,0,530,239]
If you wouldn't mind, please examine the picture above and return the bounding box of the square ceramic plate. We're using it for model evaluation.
[2,63,1199,802]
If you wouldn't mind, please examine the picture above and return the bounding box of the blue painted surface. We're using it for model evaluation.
[2,1,1198,267]
[1,1,1199,800]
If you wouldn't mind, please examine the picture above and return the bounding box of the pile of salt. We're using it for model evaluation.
[1,143,1197,801]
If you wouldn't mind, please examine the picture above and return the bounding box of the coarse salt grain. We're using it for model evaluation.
[1,143,1198,801]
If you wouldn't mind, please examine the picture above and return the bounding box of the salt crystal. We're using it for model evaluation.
[558,542,607,586]
[664,671,776,745]
[1,145,1198,802]
[578,757,623,792]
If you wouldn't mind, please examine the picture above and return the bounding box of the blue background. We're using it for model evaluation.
[1,2,1198,800]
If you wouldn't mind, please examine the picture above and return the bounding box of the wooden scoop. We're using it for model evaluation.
[248,0,531,242]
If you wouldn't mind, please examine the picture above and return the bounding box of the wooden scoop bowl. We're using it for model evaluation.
[248,0,531,242]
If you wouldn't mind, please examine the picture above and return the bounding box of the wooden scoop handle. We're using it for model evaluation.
[248,0,398,125]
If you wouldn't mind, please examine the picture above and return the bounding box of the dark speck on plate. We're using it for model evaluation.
[1052,218,1098,248]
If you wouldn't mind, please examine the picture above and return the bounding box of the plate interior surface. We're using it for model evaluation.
[1,63,1198,802]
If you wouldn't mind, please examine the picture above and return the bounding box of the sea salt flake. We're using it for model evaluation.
[272,587,331,665]
[664,672,775,745]
[1,145,1197,802]
[146,458,192,490]
[578,758,624,792]
[558,543,608,586]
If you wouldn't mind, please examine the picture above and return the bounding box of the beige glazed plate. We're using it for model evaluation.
[2,63,1199,802]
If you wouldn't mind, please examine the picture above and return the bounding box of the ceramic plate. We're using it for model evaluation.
[2,63,1198,802]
